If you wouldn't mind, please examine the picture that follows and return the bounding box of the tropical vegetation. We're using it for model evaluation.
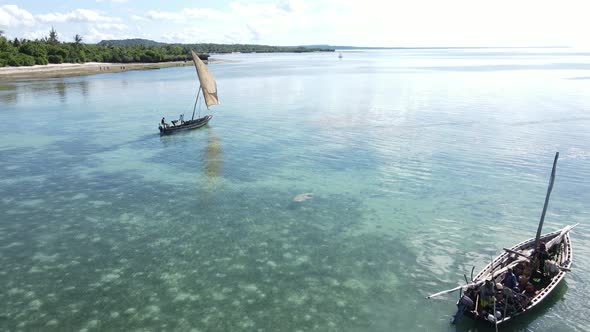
[0,29,334,67]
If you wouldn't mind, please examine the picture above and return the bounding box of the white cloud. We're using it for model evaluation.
[220,25,263,44]
[158,25,264,44]
[145,10,180,21]
[85,27,129,43]
[137,1,309,44]
[246,25,261,42]
[184,8,227,20]
[4,0,590,47]
[229,2,291,19]
[149,0,589,46]
[145,8,227,22]
[130,14,146,21]
[0,5,35,27]
[226,1,310,44]
[22,29,50,40]
[36,9,120,24]
[94,22,127,30]
[0,5,128,43]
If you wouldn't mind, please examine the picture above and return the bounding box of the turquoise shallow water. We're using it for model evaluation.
[1,48,590,331]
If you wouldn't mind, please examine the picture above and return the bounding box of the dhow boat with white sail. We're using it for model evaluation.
[159,50,219,135]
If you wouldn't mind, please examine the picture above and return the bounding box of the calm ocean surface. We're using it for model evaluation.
[1,49,589,331]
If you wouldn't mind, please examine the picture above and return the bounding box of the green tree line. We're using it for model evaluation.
[0,29,333,67]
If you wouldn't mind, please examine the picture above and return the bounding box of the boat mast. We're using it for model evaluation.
[191,87,202,120]
[534,152,559,250]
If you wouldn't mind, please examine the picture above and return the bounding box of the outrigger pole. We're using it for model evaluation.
[534,152,559,251]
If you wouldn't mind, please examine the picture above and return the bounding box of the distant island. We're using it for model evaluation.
[0,29,335,68]
[97,38,334,54]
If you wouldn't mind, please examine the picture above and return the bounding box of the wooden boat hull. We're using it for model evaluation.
[159,115,212,135]
[457,226,573,327]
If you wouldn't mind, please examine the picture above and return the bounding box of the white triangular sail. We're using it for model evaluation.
[191,50,219,109]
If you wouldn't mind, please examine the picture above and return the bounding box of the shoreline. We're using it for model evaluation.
[0,60,224,80]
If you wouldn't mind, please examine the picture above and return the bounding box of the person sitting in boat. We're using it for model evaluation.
[494,283,505,302]
[514,262,525,277]
[535,241,550,274]
[530,268,544,288]
[524,282,537,297]
[502,268,518,290]
[545,260,560,276]
[513,293,531,311]
[478,281,495,311]
[518,274,529,291]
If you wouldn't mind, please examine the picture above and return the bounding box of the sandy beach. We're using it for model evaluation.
[0,61,196,80]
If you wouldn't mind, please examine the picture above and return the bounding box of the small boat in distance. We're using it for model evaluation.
[427,152,577,329]
[338,52,343,59]
[159,50,219,135]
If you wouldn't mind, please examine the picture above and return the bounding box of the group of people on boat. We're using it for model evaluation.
[455,241,558,324]
[160,114,185,129]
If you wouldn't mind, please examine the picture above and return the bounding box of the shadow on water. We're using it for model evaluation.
[0,79,91,106]
[453,281,569,332]
[203,129,223,179]
[0,91,17,106]
[54,80,89,102]
[137,132,162,142]
[77,80,89,98]
[87,133,161,154]
[0,83,17,106]
[54,81,67,102]
[157,124,211,146]
[156,125,224,184]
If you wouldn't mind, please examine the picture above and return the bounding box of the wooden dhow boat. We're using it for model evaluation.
[427,152,578,329]
[159,114,212,134]
[159,50,219,135]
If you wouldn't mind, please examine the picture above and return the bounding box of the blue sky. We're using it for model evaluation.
[1,0,589,47]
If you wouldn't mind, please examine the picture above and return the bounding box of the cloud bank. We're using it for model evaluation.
[1,0,590,46]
